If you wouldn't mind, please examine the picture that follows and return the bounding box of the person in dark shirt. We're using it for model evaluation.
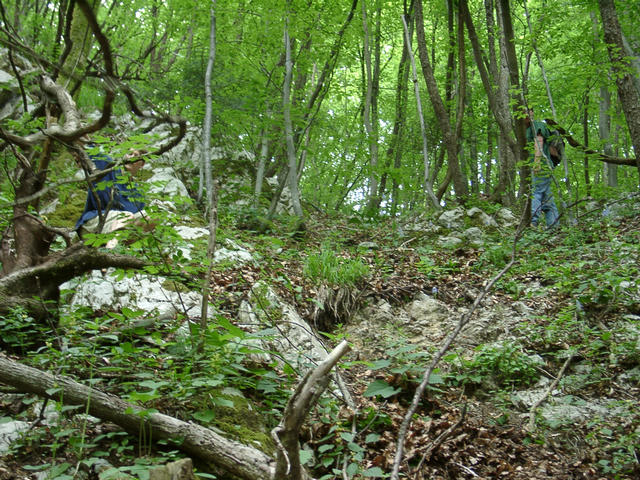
[76,150,146,247]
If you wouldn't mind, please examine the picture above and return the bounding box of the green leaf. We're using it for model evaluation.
[339,432,355,442]
[211,397,235,408]
[367,359,391,370]
[363,380,400,399]
[365,433,380,443]
[363,466,386,477]
[299,448,313,465]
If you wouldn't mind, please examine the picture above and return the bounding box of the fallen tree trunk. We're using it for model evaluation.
[0,354,275,480]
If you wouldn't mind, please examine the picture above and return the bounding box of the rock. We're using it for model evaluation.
[237,282,329,370]
[404,293,452,339]
[147,168,190,198]
[467,207,499,228]
[61,270,207,322]
[438,235,463,249]
[437,207,465,230]
[463,227,485,247]
[495,207,518,227]
[0,420,29,454]
[214,239,254,265]
[148,458,196,480]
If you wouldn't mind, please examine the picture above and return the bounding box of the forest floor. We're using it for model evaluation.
[1,203,639,480]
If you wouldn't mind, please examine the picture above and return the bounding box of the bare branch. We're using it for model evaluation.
[273,340,351,480]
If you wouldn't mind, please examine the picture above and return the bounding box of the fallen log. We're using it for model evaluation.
[0,354,275,480]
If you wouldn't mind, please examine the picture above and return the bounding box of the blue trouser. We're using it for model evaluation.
[531,175,559,227]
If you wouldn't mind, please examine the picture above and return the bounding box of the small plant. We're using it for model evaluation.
[449,342,540,389]
[303,246,369,287]
[0,307,51,353]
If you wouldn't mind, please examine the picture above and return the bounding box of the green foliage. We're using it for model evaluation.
[586,406,640,479]
[447,342,540,389]
[311,399,391,479]
[0,307,51,353]
[303,246,370,287]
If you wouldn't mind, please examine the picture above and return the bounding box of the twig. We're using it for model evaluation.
[453,462,478,477]
[527,353,575,431]
[416,403,467,469]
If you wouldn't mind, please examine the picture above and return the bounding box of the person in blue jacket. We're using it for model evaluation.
[76,149,146,246]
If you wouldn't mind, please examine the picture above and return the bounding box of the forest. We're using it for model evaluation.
[0,0,639,479]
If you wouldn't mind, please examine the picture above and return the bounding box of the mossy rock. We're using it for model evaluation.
[43,191,86,228]
[198,387,275,454]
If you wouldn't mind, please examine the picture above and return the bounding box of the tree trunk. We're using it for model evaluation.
[583,95,591,196]
[414,0,467,202]
[361,0,380,213]
[460,0,517,204]
[384,3,413,216]
[599,85,617,187]
[598,0,640,180]
[496,0,528,201]
[0,354,275,480]
[283,9,304,220]
[402,14,439,210]
[199,2,219,352]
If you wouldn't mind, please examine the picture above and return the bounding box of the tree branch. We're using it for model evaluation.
[545,119,637,166]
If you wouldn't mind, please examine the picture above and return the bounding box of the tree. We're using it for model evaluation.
[0,0,185,323]
[414,0,468,202]
[598,0,640,181]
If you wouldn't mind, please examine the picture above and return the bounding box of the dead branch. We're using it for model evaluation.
[416,404,467,468]
[0,243,147,319]
[272,340,351,480]
[0,354,275,480]
[527,353,575,431]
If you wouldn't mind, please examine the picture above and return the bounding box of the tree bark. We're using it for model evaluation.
[402,14,439,210]
[598,0,640,180]
[414,0,467,201]
[0,243,146,321]
[283,7,304,221]
[199,2,219,352]
[361,0,380,213]
[272,340,350,480]
[459,0,516,204]
[0,354,275,480]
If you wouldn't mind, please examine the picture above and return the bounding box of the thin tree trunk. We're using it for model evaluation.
[496,0,527,202]
[414,0,467,201]
[254,105,272,208]
[384,2,413,216]
[460,0,517,204]
[485,123,494,195]
[599,86,617,187]
[199,2,218,351]
[583,94,591,196]
[361,0,380,213]
[283,7,304,220]
[402,14,439,210]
